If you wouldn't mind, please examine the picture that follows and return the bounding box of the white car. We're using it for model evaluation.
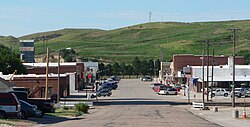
[158,88,178,95]
[211,88,230,97]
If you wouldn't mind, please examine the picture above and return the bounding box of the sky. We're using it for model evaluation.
[1,0,250,37]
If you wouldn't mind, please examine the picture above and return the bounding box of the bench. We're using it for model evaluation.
[192,102,204,109]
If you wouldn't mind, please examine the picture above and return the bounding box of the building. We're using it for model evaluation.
[19,40,35,63]
[190,57,250,92]
[169,54,244,85]
[0,77,15,92]
[23,62,84,91]
[0,73,69,98]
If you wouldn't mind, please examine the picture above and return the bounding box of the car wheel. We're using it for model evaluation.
[224,93,228,97]
[166,92,169,95]
[17,111,28,119]
[175,92,178,95]
[98,94,101,97]
[212,93,215,97]
[36,110,43,118]
[0,111,6,119]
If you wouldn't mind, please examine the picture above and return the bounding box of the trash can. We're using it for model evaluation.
[232,109,239,118]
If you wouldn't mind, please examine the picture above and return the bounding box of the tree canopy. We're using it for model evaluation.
[0,45,27,74]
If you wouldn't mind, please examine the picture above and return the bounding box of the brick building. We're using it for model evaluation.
[23,62,84,91]
[0,74,69,98]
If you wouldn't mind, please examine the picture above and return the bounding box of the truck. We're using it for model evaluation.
[8,91,55,116]
[211,88,230,97]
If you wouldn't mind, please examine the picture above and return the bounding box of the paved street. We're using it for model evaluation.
[47,79,221,127]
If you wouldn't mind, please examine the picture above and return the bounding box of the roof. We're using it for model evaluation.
[0,77,16,88]
[23,62,79,67]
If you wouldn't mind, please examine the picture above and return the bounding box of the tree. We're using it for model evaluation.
[126,65,133,78]
[141,59,149,76]
[112,62,120,75]
[155,59,161,76]
[120,62,126,78]
[60,48,77,62]
[132,57,141,77]
[98,63,105,77]
[237,50,250,65]
[0,45,26,74]
[105,64,113,76]
[148,59,154,76]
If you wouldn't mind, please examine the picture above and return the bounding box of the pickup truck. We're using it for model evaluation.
[8,91,55,116]
[211,88,230,97]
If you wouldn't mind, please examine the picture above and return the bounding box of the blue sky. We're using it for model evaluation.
[0,0,250,37]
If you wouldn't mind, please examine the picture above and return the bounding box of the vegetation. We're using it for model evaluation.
[46,108,77,117]
[0,44,27,74]
[98,57,161,78]
[1,20,250,64]
[74,103,89,114]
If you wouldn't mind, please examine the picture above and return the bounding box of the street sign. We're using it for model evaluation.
[230,84,235,88]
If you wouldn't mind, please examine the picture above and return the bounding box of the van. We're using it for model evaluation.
[0,92,21,119]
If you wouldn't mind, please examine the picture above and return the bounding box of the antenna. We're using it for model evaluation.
[149,12,152,22]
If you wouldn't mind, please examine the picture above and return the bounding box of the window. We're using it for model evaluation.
[41,87,53,98]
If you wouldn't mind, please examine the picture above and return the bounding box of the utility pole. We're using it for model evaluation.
[211,48,214,100]
[202,50,205,104]
[57,51,60,103]
[205,39,210,101]
[45,48,49,99]
[227,28,241,108]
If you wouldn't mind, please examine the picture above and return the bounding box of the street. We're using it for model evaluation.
[47,79,221,127]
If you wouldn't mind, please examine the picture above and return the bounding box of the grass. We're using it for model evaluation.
[0,122,14,126]
[1,20,250,63]
[46,108,79,117]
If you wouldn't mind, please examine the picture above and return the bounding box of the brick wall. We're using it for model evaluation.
[12,76,69,98]
[172,54,244,75]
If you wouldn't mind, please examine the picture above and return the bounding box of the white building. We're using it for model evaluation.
[190,57,250,90]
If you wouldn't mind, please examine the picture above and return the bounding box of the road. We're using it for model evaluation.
[48,79,221,127]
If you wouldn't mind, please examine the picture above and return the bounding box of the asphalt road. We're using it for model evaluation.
[47,79,221,127]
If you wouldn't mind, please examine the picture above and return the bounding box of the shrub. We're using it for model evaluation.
[63,106,69,110]
[74,103,89,113]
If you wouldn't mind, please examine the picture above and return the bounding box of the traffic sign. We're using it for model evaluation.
[230,84,235,88]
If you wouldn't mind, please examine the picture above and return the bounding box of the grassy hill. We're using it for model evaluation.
[1,20,250,63]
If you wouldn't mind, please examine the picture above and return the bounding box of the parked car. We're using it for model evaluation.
[96,89,112,97]
[141,76,153,82]
[245,90,250,97]
[0,92,21,119]
[102,82,118,90]
[232,88,249,97]
[153,85,172,93]
[211,88,230,97]
[18,100,42,119]
[8,91,55,116]
[150,83,163,89]
[158,88,178,95]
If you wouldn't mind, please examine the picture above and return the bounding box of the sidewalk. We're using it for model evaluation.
[178,89,250,127]
[188,107,250,127]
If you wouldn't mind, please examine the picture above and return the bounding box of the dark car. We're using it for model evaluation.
[8,91,55,116]
[102,82,118,90]
[18,100,42,119]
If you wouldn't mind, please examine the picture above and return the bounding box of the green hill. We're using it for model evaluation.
[1,20,250,63]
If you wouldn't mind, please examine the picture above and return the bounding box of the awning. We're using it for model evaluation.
[189,77,198,84]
